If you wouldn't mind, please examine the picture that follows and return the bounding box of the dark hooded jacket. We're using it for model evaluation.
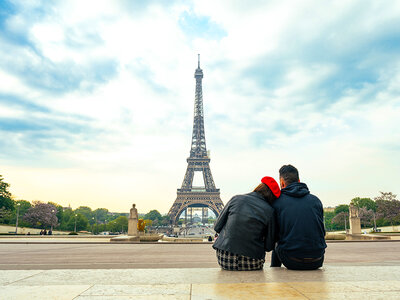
[273,182,327,257]
[212,192,276,259]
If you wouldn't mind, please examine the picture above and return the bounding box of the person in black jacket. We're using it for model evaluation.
[271,164,327,270]
[213,176,280,271]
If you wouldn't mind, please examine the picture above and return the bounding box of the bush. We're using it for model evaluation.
[68,231,78,235]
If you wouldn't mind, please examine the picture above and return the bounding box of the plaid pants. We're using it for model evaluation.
[216,249,265,271]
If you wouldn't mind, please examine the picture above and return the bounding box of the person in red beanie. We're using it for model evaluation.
[212,176,280,271]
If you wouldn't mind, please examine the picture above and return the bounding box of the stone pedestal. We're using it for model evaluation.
[349,204,361,235]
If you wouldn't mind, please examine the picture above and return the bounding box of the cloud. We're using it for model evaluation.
[0,0,399,212]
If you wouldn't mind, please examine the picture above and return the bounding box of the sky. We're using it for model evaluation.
[0,0,399,214]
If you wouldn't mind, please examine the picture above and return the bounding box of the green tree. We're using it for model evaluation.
[161,215,170,226]
[10,200,32,227]
[67,213,88,232]
[48,202,64,228]
[144,210,162,222]
[351,197,376,212]
[0,175,14,212]
[74,206,93,220]
[60,208,73,230]
[107,216,128,233]
[324,211,335,231]
[0,207,12,223]
[334,204,349,215]
[93,208,109,223]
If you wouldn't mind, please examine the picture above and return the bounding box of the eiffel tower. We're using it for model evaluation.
[168,55,224,225]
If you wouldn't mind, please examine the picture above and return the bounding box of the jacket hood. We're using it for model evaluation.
[281,182,310,198]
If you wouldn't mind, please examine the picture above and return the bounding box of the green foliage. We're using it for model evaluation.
[334,204,349,215]
[144,210,162,221]
[9,200,32,227]
[324,211,335,231]
[351,197,376,212]
[74,206,92,220]
[66,213,88,232]
[0,175,14,212]
[107,216,128,232]
[0,207,12,223]
[93,208,108,223]
[48,202,64,224]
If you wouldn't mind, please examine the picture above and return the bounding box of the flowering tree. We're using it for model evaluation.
[332,211,349,231]
[375,192,400,226]
[23,201,58,228]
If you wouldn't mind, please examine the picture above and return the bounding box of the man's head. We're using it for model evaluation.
[279,164,299,188]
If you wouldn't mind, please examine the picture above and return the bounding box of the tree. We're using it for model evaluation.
[107,216,128,233]
[48,202,64,228]
[324,211,335,231]
[351,197,377,229]
[66,213,88,232]
[332,212,349,231]
[144,210,162,222]
[60,207,74,230]
[10,200,32,227]
[0,175,14,212]
[358,207,374,228]
[0,207,12,223]
[375,192,400,226]
[334,204,349,215]
[23,201,58,228]
[74,206,93,220]
[374,192,398,202]
[351,197,376,212]
[161,215,170,226]
[93,208,108,223]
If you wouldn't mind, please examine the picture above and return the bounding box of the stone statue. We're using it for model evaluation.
[349,203,361,234]
[128,204,139,237]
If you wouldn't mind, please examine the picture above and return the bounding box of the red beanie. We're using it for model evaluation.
[261,176,281,198]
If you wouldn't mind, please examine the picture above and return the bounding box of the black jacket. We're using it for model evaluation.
[213,192,276,259]
[273,182,327,257]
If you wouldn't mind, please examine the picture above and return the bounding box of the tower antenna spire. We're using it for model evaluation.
[198,54,200,68]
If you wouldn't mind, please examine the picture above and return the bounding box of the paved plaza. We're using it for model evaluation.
[1,240,400,299]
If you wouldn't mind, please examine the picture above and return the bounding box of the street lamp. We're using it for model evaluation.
[15,203,20,235]
[74,214,77,232]
[92,217,95,235]
[50,209,55,234]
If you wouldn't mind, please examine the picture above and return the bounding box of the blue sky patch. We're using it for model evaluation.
[179,10,227,40]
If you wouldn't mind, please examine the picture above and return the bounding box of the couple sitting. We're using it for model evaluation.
[213,164,327,271]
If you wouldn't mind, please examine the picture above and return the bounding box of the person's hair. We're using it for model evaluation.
[279,164,299,185]
[254,183,277,205]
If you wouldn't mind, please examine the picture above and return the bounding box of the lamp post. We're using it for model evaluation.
[92,217,95,235]
[15,203,20,235]
[74,214,77,232]
[50,209,55,234]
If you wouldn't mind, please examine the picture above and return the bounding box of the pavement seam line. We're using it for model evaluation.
[72,284,94,299]
[286,282,312,300]
[190,283,192,300]
[4,270,46,286]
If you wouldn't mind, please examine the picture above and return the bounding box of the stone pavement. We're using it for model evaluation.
[2,241,400,299]
[1,241,400,269]
[1,266,400,299]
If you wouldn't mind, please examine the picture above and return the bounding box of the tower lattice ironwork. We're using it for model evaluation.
[168,55,224,225]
